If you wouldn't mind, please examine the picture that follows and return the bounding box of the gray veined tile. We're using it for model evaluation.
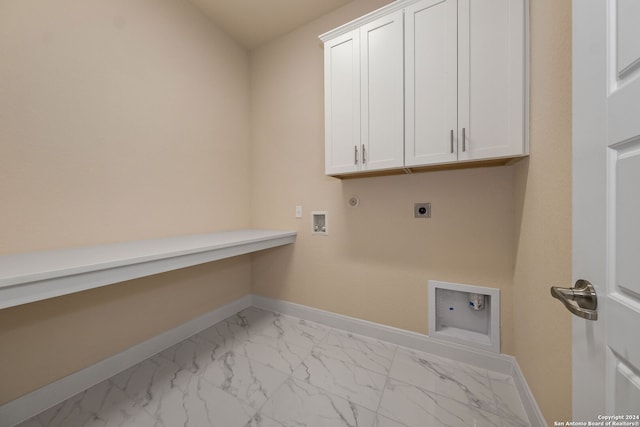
[389,347,497,414]
[200,350,289,412]
[102,405,160,427]
[491,379,530,427]
[374,414,409,427]
[316,328,397,375]
[454,362,499,409]
[389,347,457,383]
[194,307,281,349]
[17,379,151,427]
[274,313,330,343]
[258,377,378,427]
[16,308,533,427]
[379,379,503,427]
[235,307,282,329]
[196,313,256,348]
[234,334,310,375]
[158,333,234,376]
[293,347,387,411]
[248,311,331,350]
[110,354,192,415]
[244,413,285,427]
[199,307,329,351]
[147,373,255,427]
[230,307,292,340]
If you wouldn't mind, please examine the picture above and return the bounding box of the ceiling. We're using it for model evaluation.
[187,0,355,50]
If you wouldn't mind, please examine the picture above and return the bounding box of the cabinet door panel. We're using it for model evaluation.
[360,11,404,171]
[325,30,360,175]
[405,0,458,167]
[458,0,525,161]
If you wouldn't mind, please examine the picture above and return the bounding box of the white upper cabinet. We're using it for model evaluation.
[360,11,405,172]
[321,0,528,177]
[457,0,526,162]
[324,30,360,175]
[405,0,458,166]
[323,13,404,176]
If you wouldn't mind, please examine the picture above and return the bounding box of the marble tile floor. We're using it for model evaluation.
[18,307,531,427]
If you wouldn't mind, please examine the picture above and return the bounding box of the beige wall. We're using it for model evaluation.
[249,0,516,353]
[512,0,573,422]
[0,0,251,252]
[0,0,252,404]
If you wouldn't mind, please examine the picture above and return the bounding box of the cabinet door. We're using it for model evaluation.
[405,0,458,167]
[324,30,361,175]
[360,11,404,171]
[458,0,526,161]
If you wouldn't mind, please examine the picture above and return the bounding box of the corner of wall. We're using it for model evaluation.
[511,0,573,421]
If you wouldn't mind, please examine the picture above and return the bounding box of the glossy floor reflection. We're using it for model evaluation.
[19,307,530,427]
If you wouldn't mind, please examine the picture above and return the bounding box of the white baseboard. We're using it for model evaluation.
[251,295,514,373]
[0,295,252,427]
[251,295,547,427]
[1,294,546,427]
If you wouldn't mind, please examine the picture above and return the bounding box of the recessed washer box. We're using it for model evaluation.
[311,211,328,235]
[428,280,500,353]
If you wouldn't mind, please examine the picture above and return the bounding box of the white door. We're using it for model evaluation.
[458,0,526,162]
[573,0,640,418]
[404,0,457,167]
[360,10,404,171]
[324,30,360,175]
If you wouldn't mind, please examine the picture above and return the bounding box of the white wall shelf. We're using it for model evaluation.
[0,229,296,310]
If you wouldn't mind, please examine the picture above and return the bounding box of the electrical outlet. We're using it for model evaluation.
[414,203,431,218]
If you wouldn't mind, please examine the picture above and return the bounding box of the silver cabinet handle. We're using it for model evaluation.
[354,145,358,165]
[362,144,366,163]
[462,127,466,152]
[550,279,598,320]
[450,129,454,153]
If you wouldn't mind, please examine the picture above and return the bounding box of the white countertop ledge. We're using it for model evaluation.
[0,229,296,310]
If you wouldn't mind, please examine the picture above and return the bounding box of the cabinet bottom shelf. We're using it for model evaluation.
[328,156,527,179]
